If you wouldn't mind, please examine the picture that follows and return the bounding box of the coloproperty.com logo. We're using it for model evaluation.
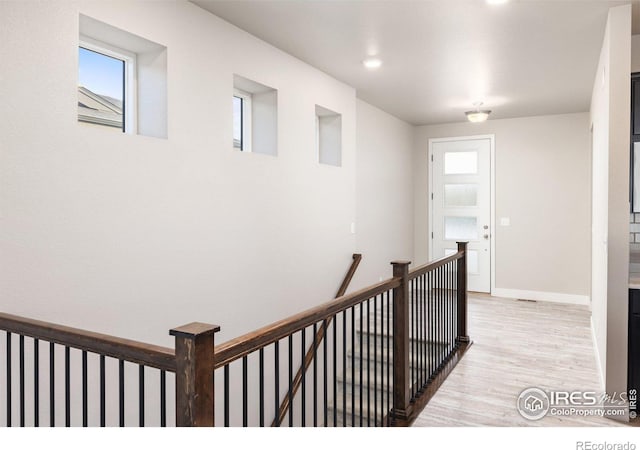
[516,387,636,420]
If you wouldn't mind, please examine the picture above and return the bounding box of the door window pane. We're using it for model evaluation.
[444,216,478,240]
[444,151,477,174]
[444,184,478,207]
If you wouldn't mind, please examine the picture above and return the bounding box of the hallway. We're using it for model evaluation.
[413,294,627,426]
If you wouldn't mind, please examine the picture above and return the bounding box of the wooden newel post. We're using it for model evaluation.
[456,242,469,343]
[170,322,220,427]
[391,260,411,426]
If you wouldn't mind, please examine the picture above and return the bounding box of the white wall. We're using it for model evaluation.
[0,0,360,348]
[414,113,591,302]
[0,0,420,427]
[353,100,414,289]
[590,5,631,407]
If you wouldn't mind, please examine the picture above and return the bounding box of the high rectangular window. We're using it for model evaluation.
[233,89,252,152]
[233,75,277,156]
[78,45,128,131]
[315,105,342,166]
[79,14,168,139]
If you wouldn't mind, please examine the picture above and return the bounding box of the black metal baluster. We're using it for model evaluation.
[446,262,450,356]
[440,265,444,368]
[19,335,24,427]
[429,269,433,380]
[333,315,337,427]
[414,278,418,392]
[444,264,451,361]
[435,267,440,370]
[454,261,458,350]
[422,273,427,387]
[418,274,427,391]
[6,332,11,427]
[386,290,391,426]
[452,261,456,351]
[424,274,428,386]
[323,319,328,427]
[82,351,88,427]
[408,280,418,398]
[301,328,306,427]
[418,278,422,392]
[419,277,423,389]
[366,298,370,427]
[312,323,317,427]
[160,370,166,427]
[442,264,446,360]
[373,295,378,426]
[274,341,280,427]
[65,346,70,427]
[100,355,105,427]
[138,365,144,427]
[224,364,229,427]
[454,262,458,345]
[259,348,264,427]
[444,263,448,357]
[119,359,124,427]
[288,335,293,427]
[34,338,39,427]
[448,262,452,356]
[451,262,454,352]
[437,266,441,370]
[451,261,458,350]
[49,342,54,427]
[417,277,422,390]
[342,310,346,427]
[381,293,386,426]
[359,302,363,427]
[449,262,452,355]
[425,271,429,380]
[351,307,355,427]
[242,356,248,427]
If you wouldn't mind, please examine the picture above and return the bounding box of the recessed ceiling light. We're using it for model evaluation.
[487,0,508,4]
[362,58,382,69]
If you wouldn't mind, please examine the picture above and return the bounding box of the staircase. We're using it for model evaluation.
[329,288,455,426]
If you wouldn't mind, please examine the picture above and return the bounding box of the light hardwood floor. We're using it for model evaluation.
[413,293,630,427]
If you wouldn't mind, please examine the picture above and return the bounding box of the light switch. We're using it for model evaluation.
[500,217,510,226]
[350,222,356,234]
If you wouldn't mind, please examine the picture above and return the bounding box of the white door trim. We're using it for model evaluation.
[428,134,496,294]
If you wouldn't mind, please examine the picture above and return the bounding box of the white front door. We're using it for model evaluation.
[430,137,492,293]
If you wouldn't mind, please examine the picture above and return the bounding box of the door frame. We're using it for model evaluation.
[428,134,496,294]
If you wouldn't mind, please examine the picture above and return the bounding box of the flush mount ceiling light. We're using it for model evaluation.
[486,0,509,4]
[465,102,492,123]
[362,57,382,69]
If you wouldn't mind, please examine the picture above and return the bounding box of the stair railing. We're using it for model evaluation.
[0,313,219,427]
[0,244,470,427]
[271,253,362,426]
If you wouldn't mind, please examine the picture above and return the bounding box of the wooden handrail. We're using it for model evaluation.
[335,254,363,298]
[271,253,362,426]
[0,312,176,372]
[214,274,396,369]
[407,251,462,280]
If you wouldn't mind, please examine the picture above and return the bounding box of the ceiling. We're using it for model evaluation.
[193,0,634,125]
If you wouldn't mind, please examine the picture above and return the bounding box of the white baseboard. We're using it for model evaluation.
[590,316,605,390]
[491,288,590,306]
